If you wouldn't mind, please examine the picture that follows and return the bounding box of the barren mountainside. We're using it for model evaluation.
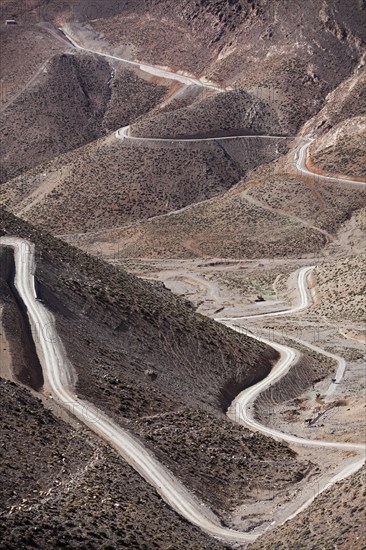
[130,89,283,138]
[0,51,167,183]
[1,208,315,523]
[89,0,366,132]
[0,209,279,413]
[249,465,366,550]
[1,1,365,548]
[69,162,366,260]
[0,379,226,550]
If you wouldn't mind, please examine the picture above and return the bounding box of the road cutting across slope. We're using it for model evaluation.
[216,266,315,321]
[117,125,366,188]
[1,236,365,545]
[116,125,289,142]
[283,455,366,523]
[276,334,347,399]
[295,139,366,187]
[223,325,362,450]
[0,237,262,544]
[2,24,365,545]
[60,28,220,91]
[217,266,362,449]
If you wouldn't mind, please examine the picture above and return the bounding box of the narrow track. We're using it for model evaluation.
[2,25,364,546]
[1,237,364,544]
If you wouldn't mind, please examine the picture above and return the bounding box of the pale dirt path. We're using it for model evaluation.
[14,167,72,217]
[162,272,220,302]
[116,125,289,142]
[60,27,220,91]
[295,140,366,188]
[0,237,256,545]
[242,192,335,244]
[1,237,364,545]
[218,267,363,449]
[216,266,316,321]
[219,267,365,527]
[2,21,364,545]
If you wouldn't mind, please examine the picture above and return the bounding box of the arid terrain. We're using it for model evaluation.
[249,464,366,550]
[1,1,365,549]
[0,379,227,550]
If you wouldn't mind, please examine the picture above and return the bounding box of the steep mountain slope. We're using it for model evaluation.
[0,24,69,109]
[0,247,43,390]
[0,52,167,184]
[10,0,362,136]
[84,0,366,132]
[309,116,366,178]
[249,465,366,550]
[0,0,147,25]
[1,52,110,183]
[301,67,366,178]
[1,135,282,234]
[1,211,279,414]
[69,162,366,260]
[1,1,365,546]
[313,253,366,321]
[0,379,225,550]
[301,66,366,136]
[1,208,313,521]
[130,89,283,138]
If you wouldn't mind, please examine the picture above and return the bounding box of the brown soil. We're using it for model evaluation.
[0,379,226,550]
[0,52,167,184]
[1,2,365,547]
[0,208,315,524]
[249,465,366,550]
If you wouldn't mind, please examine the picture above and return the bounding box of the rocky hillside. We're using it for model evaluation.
[70,161,366,260]
[1,134,283,235]
[302,67,366,177]
[87,0,366,132]
[309,116,366,178]
[1,208,314,521]
[0,51,167,184]
[313,253,366,321]
[8,0,361,136]
[302,67,366,136]
[1,209,279,414]
[130,89,283,138]
[0,379,225,550]
[0,24,69,108]
[250,465,366,550]
[1,2,365,545]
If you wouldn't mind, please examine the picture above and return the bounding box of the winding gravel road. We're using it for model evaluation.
[295,139,366,187]
[217,267,365,451]
[0,236,256,544]
[116,125,289,142]
[60,27,366,189]
[60,28,220,91]
[2,26,365,546]
[1,237,364,544]
[216,266,315,322]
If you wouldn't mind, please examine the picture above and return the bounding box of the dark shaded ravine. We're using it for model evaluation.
[0,245,44,390]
